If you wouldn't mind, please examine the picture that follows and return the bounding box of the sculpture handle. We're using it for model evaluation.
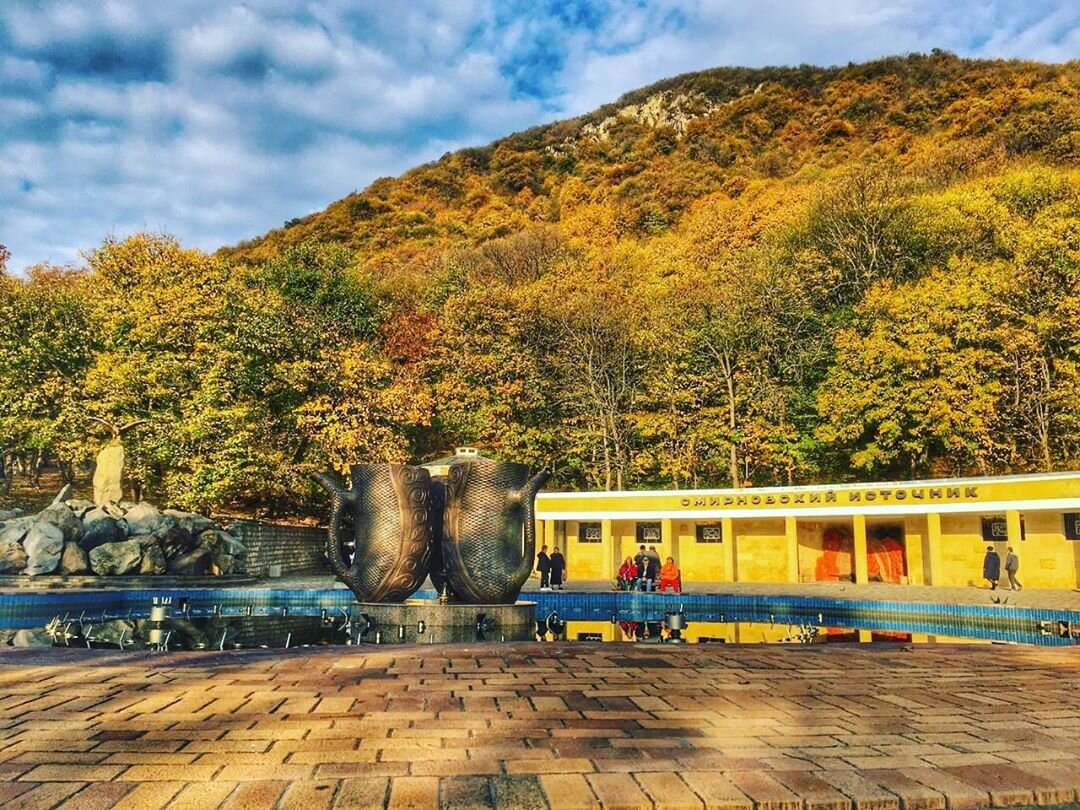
[511,469,551,585]
[311,472,362,594]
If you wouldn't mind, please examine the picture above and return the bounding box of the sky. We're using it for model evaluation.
[1,1,1077,271]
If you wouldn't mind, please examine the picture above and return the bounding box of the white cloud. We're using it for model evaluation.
[0,0,1077,271]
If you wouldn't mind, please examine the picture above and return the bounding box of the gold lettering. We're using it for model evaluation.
[965,486,978,498]
[765,495,775,504]
[736,496,748,506]
[911,488,924,499]
[879,491,891,501]
[850,492,861,503]
[895,491,906,500]
[794,493,805,504]
[825,491,837,503]
[865,492,876,502]
[809,493,821,503]
[680,498,690,507]
[723,496,734,506]
[929,488,943,499]
[694,497,705,507]
[779,494,789,504]
[751,495,761,505]
[947,487,960,498]
[709,496,720,507]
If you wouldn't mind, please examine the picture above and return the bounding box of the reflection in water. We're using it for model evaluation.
[553,620,917,645]
[2,593,1077,651]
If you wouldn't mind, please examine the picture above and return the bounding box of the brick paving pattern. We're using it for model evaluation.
[0,643,1078,808]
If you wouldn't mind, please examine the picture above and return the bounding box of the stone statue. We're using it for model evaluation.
[312,464,434,602]
[89,418,146,505]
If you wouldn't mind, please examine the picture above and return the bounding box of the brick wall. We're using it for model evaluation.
[228,521,329,577]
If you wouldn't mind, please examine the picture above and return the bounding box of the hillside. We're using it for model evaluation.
[223,51,1078,273]
[3,52,1079,514]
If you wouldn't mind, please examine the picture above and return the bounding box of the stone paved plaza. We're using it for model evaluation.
[0,642,1079,809]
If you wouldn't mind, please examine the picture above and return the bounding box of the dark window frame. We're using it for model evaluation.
[577,521,603,544]
[695,523,724,543]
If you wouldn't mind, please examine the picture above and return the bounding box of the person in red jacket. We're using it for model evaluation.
[659,557,681,593]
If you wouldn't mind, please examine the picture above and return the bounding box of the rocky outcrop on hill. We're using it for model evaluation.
[0,497,246,578]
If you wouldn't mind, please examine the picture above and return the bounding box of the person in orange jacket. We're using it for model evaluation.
[659,557,681,593]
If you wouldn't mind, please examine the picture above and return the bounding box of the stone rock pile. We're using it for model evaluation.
[0,496,246,577]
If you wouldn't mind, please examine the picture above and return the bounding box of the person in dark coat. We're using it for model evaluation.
[536,545,551,591]
[549,547,566,590]
[634,545,648,591]
[983,545,1001,589]
[1004,546,1022,591]
[645,545,662,591]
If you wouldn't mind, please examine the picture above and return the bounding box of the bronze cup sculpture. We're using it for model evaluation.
[442,458,550,604]
[312,464,434,603]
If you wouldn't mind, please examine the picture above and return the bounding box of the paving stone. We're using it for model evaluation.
[54,782,134,809]
[540,774,601,810]
[490,775,549,810]
[219,780,289,809]
[279,779,339,809]
[5,781,85,809]
[678,772,752,809]
[767,771,850,810]
[169,781,239,809]
[942,764,1043,807]
[636,772,705,810]
[439,776,494,810]
[726,771,802,810]
[389,776,440,810]
[861,770,945,810]
[897,768,989,810]
[586,773,653,809]
[108,780,188,809]
[336,777,391,809]
[816,770,900,810]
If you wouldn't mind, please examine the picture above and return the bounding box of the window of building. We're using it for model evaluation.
[981,516,1025,541]
[636,521,661,543]
[578,522,603,543]
[1064,513,1080,540]
[696,523,723,543]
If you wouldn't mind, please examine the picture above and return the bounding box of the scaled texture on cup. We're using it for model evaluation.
[312,463,434,603]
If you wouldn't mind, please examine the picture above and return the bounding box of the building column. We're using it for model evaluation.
[785,516,799,583]
[602,518,614,581]
[926,512,943,586]
[853,514,868,584]
[1006,510,1023,546]
[721,517,736,582]
[661,517,675,563]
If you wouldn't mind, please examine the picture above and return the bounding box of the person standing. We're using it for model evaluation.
[982,545,1001,589]
[1004,546,1022,591]
[536,545,551,591]
[645,545,662,592]
[634,545,648,591]
[549,547,566,591]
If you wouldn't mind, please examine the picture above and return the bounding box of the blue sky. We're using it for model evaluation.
[1,1,1077,270]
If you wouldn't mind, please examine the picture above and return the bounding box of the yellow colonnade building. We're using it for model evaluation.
[533,472,1080,589]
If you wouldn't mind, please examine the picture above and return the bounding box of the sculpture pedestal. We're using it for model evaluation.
[350,600,536,644]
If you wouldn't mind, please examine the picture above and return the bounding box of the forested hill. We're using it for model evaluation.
[223,51,1077,270]
[3,52,1079,515]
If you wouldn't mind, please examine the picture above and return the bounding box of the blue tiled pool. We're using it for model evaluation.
[1,587,1077,647]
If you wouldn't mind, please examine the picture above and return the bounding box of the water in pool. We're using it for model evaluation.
[1,589,1076,650]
